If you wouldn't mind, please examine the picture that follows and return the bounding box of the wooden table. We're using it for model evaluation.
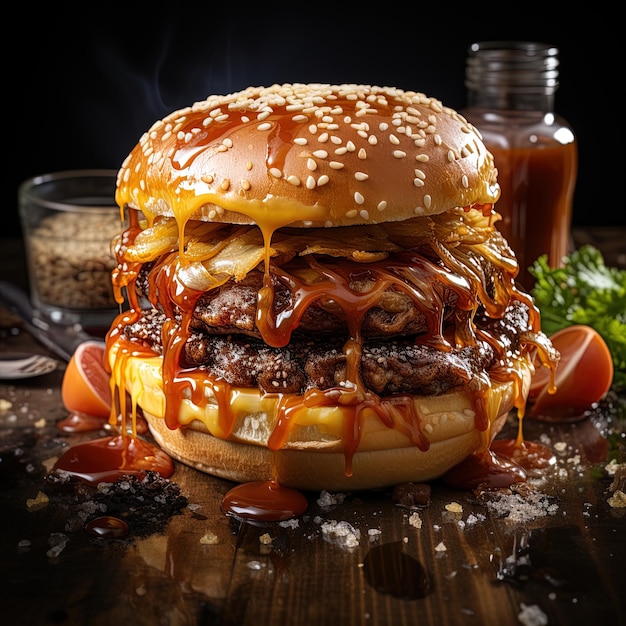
[1,232,625,626]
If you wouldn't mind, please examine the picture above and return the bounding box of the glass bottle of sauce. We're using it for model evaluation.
[461,41,578,289]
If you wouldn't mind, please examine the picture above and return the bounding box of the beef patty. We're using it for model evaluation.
[122,298,530,397]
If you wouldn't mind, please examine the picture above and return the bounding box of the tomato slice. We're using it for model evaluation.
[529,325,613,421]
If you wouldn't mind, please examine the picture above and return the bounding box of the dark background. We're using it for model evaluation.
[10,7,624,239]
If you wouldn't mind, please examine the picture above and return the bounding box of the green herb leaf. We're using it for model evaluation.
[530,245,626,392]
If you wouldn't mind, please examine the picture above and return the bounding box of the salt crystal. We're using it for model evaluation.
[517,602,548,626]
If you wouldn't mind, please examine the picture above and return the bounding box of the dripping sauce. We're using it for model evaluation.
[50,435,174,486]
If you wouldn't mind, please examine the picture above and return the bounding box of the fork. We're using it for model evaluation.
[0,353,58,379]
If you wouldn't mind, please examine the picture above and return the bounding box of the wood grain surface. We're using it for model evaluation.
[1,231,625,626]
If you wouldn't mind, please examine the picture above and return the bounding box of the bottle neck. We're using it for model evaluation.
[466,88,555,112]
[465,41,559,113]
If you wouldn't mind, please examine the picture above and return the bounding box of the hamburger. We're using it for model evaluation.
[107,83,559,491]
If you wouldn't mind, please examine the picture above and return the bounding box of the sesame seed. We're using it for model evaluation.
[345,209,358,218]
[294,137,308,145]
[317,174,329,186]
[354,192,365,204]
[329,161,345,169]
[359,209,370,219]
[393,150,407,159]
[461,175,469,188]
[447,150,456,162]
[377,201,387,211]
[312,150,328,158]
[246,161,253,171]
[240,179,251,191]
[222,138,233,148]
[389,134,400,145]
[335,146,348,155]
[257,122,272,131]
[354,172,369,181]
[415,154,429,162]
[318,132,329,142]
[306,175,316,189]
[220,178,230,191]
[346,141,356,151]
[413,178,425,187]
[286,175,300,186]
[269,168,282,178]
[307,158,317,171]
[357,148,367,159]
[423,194,432,209]
[414,169,426,180]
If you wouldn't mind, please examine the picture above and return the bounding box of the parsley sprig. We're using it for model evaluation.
[530,245,626,392]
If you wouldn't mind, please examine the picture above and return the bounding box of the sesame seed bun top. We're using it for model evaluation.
[116,83,500,229]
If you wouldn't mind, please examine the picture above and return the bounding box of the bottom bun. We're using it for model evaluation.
[110,341,532,491]
[142,381,520,491]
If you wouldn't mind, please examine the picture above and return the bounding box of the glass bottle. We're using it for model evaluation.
[461,41,578,289]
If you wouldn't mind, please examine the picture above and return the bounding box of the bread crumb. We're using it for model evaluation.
[42,457,57,473]
[259,532,273,545]
[199,531,219,545]
[26,491,49,511]
[435,541,446,552]
[607,490,626,508]
[135,585,147,596]
[605,459,621,476]
[445,502,463,513]
[408,512,422,529]
[0,398,12,412]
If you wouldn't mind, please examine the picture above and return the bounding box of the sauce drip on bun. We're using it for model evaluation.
[106,83,559,491]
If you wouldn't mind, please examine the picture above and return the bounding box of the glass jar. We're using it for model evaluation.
[461,41,578,289]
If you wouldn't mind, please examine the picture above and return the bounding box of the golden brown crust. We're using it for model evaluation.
[116,84,500,229]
